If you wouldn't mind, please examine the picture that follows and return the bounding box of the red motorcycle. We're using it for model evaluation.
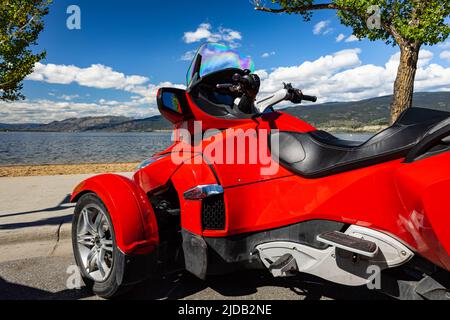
[71,43,450,299]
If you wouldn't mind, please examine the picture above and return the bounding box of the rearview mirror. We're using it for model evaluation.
[157,88,192,124]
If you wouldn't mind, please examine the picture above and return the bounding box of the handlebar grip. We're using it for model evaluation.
[302,95,317,103]
[216,84,234,90]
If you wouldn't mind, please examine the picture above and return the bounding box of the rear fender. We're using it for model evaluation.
[71,174,159,255]
[396,152,450,270]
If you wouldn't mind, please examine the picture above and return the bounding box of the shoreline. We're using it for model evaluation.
[0,163,140,178]
[0,128,383,134]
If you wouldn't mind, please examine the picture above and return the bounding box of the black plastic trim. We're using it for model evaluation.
[115,249,158,286]
[204,220,347,275]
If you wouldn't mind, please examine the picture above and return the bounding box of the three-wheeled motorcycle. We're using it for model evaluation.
[71,43,450,299]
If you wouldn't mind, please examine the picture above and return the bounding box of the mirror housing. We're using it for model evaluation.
[157,88,192,124]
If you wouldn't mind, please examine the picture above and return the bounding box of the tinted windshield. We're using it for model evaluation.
[187,43,254,86]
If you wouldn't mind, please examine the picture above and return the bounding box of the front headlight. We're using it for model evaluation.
[136,155,168,171]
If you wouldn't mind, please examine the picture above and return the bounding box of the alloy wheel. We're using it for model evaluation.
[76,204,114,282]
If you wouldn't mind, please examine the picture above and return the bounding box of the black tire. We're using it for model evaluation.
[72,193,131,299]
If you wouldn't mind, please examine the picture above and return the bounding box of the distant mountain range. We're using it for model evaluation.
[1,92,449,133]
[0,115,172,133]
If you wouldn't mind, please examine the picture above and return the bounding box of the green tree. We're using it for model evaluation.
[256,1,450,122]
[0,0,52,101]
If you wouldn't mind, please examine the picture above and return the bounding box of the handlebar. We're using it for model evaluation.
[301,95,318,103]
[216,76,318,111]
[284,83,317,104]
[216,83,235,90]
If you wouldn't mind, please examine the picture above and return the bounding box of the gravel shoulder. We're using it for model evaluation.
[0,163,139,178]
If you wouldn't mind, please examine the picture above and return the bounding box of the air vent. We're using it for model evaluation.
[202,195,226,231]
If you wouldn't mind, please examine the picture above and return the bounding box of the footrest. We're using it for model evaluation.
[269,254,298,277]
[317,231,378,257]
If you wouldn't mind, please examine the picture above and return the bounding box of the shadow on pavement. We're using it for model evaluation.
[0,214,73,230]
[0,194,72,219]
[0,194,73,230]
[0,270,391,300]
[0,277,93,300]
[124,270,391,301]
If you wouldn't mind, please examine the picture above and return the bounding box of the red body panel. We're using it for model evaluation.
[71,174,159,255]
[395,152,450,270]
[220,160,405,238]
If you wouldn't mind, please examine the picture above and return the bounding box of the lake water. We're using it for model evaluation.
[0,132,173,166]
[0,132,372,166]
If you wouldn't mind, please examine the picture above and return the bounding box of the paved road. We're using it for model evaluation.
[0,244,388,300]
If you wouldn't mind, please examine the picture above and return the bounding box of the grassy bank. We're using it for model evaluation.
[0,163,140,178]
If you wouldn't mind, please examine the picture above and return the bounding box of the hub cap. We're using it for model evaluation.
[76,204,114,282]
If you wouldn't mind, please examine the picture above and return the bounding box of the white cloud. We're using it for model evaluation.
[257,48,450,104]
[258,48,362,94]
[313,20,333,35]
[345,35,359,43]
[25,61,188,107]
[438,41,450,49]
[0,79,187,123]
[183,23,215,43]
[183,23,242,46]
[261,51,276,58]
[440,51,450,62]
[254,69,269,80]
[220,28,242,42]
[27,63,149,90]
[0,99,158,124]
[5,62,186,123]
[59,94,80,101]
[180,50,197,61]
[336,33,345,43]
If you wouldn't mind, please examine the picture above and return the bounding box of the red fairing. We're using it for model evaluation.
[133,153,184,193]
[71,174,159,255]
[395,151,450,270]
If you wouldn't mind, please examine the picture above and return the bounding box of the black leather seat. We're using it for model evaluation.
[271,108,450,178]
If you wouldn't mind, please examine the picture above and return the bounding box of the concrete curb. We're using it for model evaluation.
[0,222,72,246]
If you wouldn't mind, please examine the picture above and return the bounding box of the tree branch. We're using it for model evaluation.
[255,3,358,15]
[256,2,401,45]
[0,15,36,46]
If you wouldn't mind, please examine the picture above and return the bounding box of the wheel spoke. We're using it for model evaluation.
[86,248,98,273]
[101,240,113,252]
[82,209,97,235]
[97,248,108,278]
[94,212,104,234]
[77,234,94,247]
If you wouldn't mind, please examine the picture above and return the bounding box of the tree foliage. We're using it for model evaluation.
[265,0,450,47]
[0,0,52,101]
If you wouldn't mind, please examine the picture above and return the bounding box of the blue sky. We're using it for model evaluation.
[2,0,450,123]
